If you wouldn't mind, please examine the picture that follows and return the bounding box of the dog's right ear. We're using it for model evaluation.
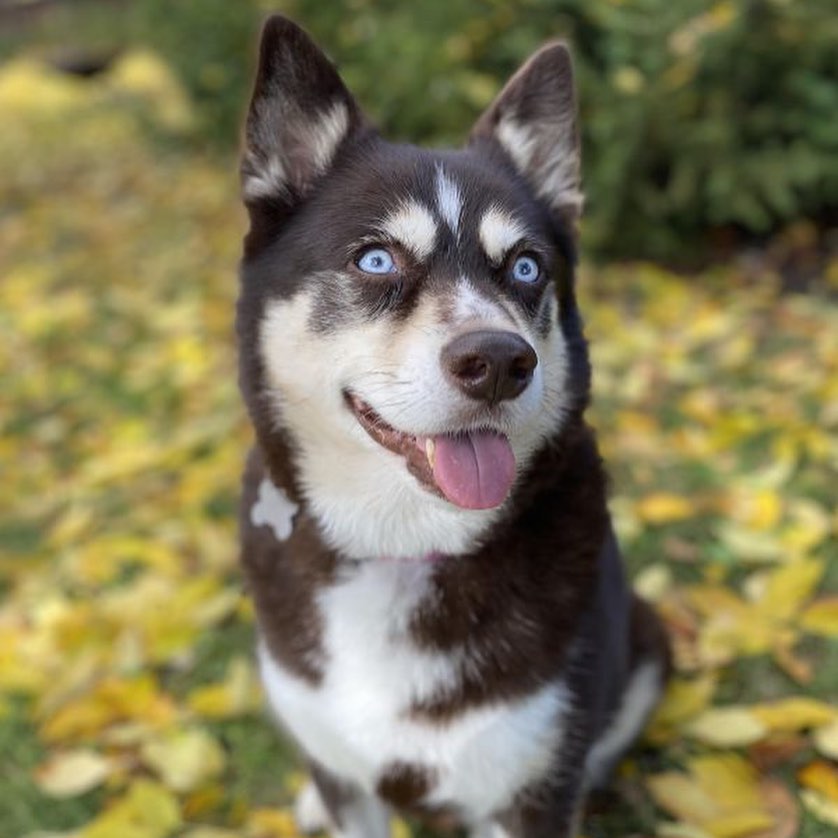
[241,16,366,210]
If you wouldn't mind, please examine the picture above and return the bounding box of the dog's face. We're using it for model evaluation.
[238,18,590,559]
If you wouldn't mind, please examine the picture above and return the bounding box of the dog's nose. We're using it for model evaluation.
[441,330,537,405]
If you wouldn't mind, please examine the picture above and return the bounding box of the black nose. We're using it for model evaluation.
[441,330,537,405]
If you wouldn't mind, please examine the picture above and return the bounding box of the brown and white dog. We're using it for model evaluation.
[236,15,669,838]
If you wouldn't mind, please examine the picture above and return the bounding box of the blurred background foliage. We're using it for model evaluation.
[2,0,836,261]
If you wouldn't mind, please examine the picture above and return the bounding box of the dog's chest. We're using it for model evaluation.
[258,560,570,820]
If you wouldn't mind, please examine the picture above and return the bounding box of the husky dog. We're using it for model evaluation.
[236,15,669,838]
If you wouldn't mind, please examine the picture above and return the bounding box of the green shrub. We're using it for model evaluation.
[9,0,837,260]
[288,0,838,260]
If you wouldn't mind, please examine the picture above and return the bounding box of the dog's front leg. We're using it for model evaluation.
[470,778,586,838]
[295,762,391,838]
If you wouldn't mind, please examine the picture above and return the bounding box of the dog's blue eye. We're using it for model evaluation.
[511,255,540,284]
[356,248,396,275]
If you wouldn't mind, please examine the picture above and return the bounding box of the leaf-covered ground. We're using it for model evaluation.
[1,53,836,838]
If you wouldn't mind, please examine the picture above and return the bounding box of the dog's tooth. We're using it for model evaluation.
[425,437,436,468]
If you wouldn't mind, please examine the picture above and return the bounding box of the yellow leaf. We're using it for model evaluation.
[780,498,831,555]
[723,487,782,532]
[648,754,774,838]
[717,524,783,563]
[798,760,838,802]
[646,675,716,743]
[799,596,838,637]
[750,698,837,733]
[141,728,226,793]
[245,808,299,838]
[685,585,748,619]
[800,790,838,827]
[80,779,181,838]
[685,707,766,747]
[755,558,824,621]
[187,656,262,719]
[702,811,774,838]
[40,675,177,743]
[636,492,693,524]
[657,823,713,838]
[35,749,112,798]
[814,720,838,760]
[634,563,673,603]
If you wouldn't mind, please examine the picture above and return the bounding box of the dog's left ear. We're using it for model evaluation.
[469,43,582,224]
[241,15,366,207]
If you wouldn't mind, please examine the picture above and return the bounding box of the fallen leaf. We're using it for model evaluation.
[79,779,181,838]
[755,558,824,621]
[647,753,774,838]
[684,707,766,747]
[798,760,838,801]
[748,735,808,772]
[749,779,798,838]
[634,563,673,602]
[245,808,299,838]
[636,492,694,524]
[646,675,716,743]
[750,698,837,733]
[799,596,838,637]
[187,656,262,719]
[35,749,112,798]
[814,720,838,760]
[141,727,226,793]
[800,790,838,827]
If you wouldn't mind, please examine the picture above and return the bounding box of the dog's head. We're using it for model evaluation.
[238,16,590,559]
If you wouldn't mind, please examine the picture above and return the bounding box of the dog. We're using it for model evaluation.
[236,15,670,838]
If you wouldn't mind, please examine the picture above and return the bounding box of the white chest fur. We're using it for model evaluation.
[258,559,570,823]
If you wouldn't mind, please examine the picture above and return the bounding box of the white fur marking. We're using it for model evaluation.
[380,200,438,260]
[295,780,332,834]
[435,164,463,238]
[243,154,287,200]
[470,824,513,838]
[585,660,662,788]
[496,116,583,214]
[258,561,571,824]
[478,206,527,264]
[333,795,391,838]
[250,478,299,541]
[311,102,350,175]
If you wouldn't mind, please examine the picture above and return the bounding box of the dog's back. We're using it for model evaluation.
[237,15,669,837]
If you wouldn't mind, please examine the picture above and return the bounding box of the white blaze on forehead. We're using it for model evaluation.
[379,199,438,261]
[478,205,528,264]
[435,164,463,238]
[251,478,299,541]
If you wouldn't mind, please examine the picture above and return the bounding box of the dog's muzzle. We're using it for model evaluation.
[441,330,537,407]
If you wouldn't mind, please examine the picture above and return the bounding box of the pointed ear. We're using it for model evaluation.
[241,16,365,206]
[470,43,582,223]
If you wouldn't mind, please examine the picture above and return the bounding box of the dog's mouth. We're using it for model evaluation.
[344,391,516,510]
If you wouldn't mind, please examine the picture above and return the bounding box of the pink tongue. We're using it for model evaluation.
[431,432,516,510]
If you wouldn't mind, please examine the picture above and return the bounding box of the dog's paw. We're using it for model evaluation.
[295,780,331,834]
